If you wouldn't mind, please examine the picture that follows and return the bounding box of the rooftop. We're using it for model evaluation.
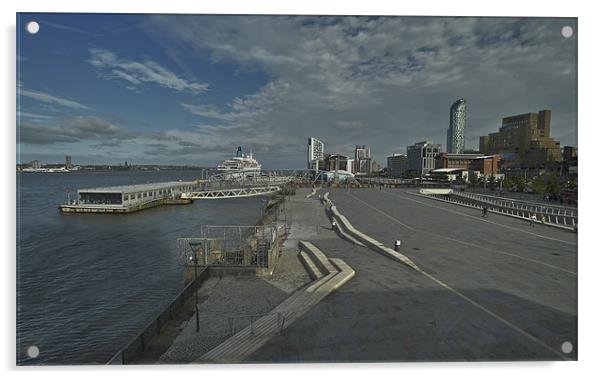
[79,181,197,194]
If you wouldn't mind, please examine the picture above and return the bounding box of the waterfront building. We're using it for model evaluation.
[307,137,325,170]
[354,145,372,174]
[561,146,578,176]
[447,99,467,154]
[65,155,72,169]
[354,145,370,160]
[407,141,441,177]
[435,152,501,177]
[562,146,578,161]
[435,152,484,170]
[386,154,407,178]
[469,155,501,177]
[29,160,41,169]
[479,110,561,169]
[371,161,381,174]
[322,153,353,172]
[76,182,196,206]
[356,158,372,175]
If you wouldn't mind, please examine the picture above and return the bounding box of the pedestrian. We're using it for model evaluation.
[482,206,488,217]
[530,214,536,227]
[540,215,546,225]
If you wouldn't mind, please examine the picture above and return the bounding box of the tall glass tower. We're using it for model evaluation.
[447,98,467,154]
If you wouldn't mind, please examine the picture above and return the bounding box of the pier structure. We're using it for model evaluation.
[59,181,197,213]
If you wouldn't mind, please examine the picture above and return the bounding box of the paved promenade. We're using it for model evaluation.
[248,188,576,362]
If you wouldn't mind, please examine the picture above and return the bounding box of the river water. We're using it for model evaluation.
[16,170,264,365]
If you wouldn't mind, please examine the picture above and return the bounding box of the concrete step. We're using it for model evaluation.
[299,241,337,274]
[197,242,355,363]
[299,250,323,280]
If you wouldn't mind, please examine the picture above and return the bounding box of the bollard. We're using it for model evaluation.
[394,240,401,251]
[331,221,337,230]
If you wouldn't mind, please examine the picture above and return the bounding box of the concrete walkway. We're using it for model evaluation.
[247,188,576,362]
[197,240,354,363]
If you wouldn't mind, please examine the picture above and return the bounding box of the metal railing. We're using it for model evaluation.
[225,312,286,337]
[177,224,282,269]
[428,192,578,228]
[455,191,578,218]
[106,267,210,365]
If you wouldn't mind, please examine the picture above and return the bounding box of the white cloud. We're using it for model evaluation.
[140,16,577,167]
[88,48,209,94]
[20,89,90,110]
[18,111,54,121]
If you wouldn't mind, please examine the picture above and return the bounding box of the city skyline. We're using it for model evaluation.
[17,14,577,168]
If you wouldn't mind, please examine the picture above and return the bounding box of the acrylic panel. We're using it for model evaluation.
[16,13,578,365]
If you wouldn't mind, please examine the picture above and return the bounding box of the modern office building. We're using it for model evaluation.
[479,110,561,169]
[447,99,467,154]
[356,158,372,174]
[353,145,372,174]
[354,145,370,160]
[29,160,41,169]
[371,161,381,174]
[407,141,441,177]
[307,137,325,170]
[321,153,353,172]
[387,154,408,178]
[65,155,72,168]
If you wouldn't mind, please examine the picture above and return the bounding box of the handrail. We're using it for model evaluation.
[106,267,209,365]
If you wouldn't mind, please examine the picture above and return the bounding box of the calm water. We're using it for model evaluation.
[16,170,264,365]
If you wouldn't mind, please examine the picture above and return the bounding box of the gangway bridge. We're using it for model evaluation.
[182,185,282,199]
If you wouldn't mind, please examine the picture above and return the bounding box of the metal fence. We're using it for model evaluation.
[177,224,282,268]
[106,267,210,365]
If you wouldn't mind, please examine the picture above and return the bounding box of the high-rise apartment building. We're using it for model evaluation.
[307,137,324,170]
[65,155,72,168]
[407,141,441,176]
[479,110,561,169]
[447,99,466,154]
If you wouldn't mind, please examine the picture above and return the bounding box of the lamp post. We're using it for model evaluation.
[188,251,200,332]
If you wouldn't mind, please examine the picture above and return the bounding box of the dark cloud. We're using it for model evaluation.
[18,116,137,145]
[177,141,201,147]
[18,123,80,145]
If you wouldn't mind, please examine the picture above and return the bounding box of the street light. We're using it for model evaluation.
[187,245,201,333]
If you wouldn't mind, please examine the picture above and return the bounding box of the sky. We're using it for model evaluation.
[16,14,577,169]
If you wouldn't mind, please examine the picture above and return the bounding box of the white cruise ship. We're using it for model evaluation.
[217,146,262,178]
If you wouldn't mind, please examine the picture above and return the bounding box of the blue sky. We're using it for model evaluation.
[16,14,577,168]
